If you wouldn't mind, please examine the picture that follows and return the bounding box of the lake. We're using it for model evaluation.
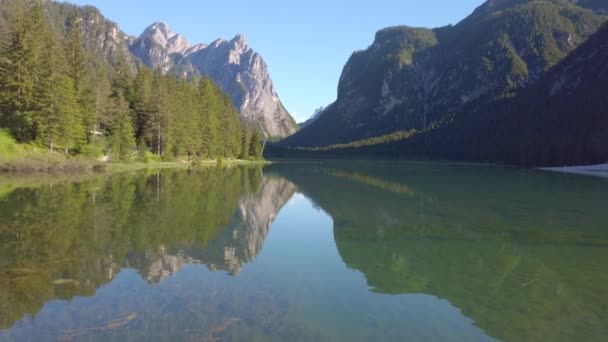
[1,162,607,341]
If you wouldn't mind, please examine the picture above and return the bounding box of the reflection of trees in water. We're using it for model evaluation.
[2,162,608,341]
[0,166,297,329]
[270,162,608,342]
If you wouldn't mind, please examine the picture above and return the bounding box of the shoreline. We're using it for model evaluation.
[539,164,608,178]
[0,159,271,175]
[109,160,271,173]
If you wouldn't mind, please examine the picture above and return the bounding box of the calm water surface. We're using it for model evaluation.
[0,162,607,341]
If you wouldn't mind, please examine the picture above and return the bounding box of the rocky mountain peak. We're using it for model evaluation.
[130,22,298,138]
[146,21,172,34]
[230,34,247,46]
[139,21,190,54]
[208,38,225,48]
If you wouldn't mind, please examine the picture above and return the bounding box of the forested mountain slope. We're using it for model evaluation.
[279,0,607,148]
[270,22,608,166]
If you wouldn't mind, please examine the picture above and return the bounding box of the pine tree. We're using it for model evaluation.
[168,77,201,158]
[182,79,203,156]
[220,92,242,158]
[65,13,92,143]
[36,33,83,152]
[239,123,253,159]
[0,3,254,161]
[111,51,133,102]
[110,98,135,161]
[146,69,169,157]
[0,2,46,141]
[91,62,112,140]
[132,67,154,141]
[197,77,222,158]
[249,129,264,160]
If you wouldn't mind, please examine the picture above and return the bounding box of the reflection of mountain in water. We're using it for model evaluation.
[199,176,296,275]
[269,162,608,342]
[126,176,297,281]
[0,168,295,328]
[3,163,608,340]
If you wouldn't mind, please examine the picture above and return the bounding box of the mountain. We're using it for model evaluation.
[128,21,192,74]
[1,1,297,139]
[271,21,608,166]
[409,21,608,166]
[279,0,607,149]
[1,0,137,68]
[130,22,298,138]
[299,106,326,129]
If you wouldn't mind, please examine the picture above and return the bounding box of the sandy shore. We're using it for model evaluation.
[539,164,608,178]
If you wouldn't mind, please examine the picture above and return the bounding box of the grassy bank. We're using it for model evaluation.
[0,131,104,173]
[1,131,269,174]
[108,159,270,173]
[0,153,106,173]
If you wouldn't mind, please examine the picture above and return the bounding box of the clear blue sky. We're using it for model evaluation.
[65,0,485,122]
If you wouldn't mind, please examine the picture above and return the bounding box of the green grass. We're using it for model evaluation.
[0,130,25,158]
[1,131,269,174]
[108,162,188,173]
[0,130,105,173]
[91,159,270,173]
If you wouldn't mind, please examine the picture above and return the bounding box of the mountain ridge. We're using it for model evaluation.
[129,21,298,138]
[270,21,608,166]
[1,1,298,139]
[279,0,607,149]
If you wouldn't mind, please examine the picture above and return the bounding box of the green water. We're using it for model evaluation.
[0,162,607,341]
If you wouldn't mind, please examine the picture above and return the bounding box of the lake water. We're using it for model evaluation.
[1,162,607,341]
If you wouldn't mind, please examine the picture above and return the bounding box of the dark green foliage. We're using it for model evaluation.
[281,0,607,149]
[239,123,253,159]
[128,71,258,160]
[0,1,262,161]
[197,77,222,157]
[0,2,47,142]
[109,98,135,161]
[249,129,265,159]
[269,23,608,167]
[36,38,84,152]
[65,14,93,141]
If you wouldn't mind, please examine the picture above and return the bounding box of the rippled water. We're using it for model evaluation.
[1,162,607,341]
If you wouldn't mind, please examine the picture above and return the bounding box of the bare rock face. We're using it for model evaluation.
[129,21,190,73]
[130,23,298,138]
[62,5,137,69]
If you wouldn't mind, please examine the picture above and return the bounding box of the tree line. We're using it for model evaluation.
[0,3,265,161]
